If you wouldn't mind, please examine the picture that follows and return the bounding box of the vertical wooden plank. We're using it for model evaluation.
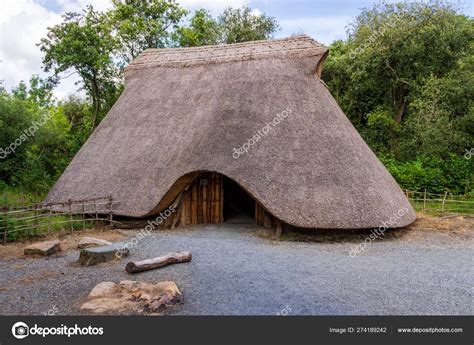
[209,174,214,223]
[219,174,224,223]
[186,186,192,226]
[275,219,282,240]
[197,179,201,224]
[191,182,198,224]
[206,173,211,223]
[201,177,207,223]
[213,174,218,223]
[179,192,185,226]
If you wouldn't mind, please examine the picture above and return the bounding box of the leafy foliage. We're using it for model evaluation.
[109,0,187,64]
[39,6,121,130]
[323,0,473,194]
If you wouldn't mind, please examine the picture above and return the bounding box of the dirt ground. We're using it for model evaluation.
[0,227,126,260]
[0,212,471,316]
[0,213,471,261]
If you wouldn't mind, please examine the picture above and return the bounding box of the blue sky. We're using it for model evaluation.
[1,0,472,99]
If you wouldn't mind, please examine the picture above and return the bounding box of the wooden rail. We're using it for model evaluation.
[0,197,119,245]
[405,190,474,215]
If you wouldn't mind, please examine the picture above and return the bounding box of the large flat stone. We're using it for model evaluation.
[77,237,112,249]
[78,243,129,266]
[80,280,181,314]
[24,240,61,256]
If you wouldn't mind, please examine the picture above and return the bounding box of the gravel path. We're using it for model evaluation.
[0,222,472,315]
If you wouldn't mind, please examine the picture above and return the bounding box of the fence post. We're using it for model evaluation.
[441,191,448,212]
[48,206,52,235]
[108,196,113,228]
[82,202,86,230]
[3,206,8,245]
[33,204,39,236]
[68,199,74,232]
[423,189,427,211]
[94,200,98,229]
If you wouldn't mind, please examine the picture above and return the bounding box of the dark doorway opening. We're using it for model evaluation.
[223,177,255,223]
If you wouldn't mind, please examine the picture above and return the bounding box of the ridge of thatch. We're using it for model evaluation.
[125,35,327,70]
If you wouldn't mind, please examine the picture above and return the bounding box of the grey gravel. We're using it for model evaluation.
[0,222,472,315]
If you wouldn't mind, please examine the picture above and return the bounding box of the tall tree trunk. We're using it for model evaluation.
[395,98,406,124]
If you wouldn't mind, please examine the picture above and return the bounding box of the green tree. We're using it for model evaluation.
[0,79,74,193]
[109,0,187,64]
[323,0,473,157]
[39,5,119,131]
[218,6,279,44]
[322,0,473,194]
[176,9,219,47]
[176,6,279,46]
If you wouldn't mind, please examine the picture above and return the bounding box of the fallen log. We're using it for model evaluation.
[126,251,192,273]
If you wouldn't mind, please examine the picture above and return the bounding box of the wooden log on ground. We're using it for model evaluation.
[126,251,192,273]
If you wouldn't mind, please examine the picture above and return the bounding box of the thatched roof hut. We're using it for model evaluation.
[45,35,416,229]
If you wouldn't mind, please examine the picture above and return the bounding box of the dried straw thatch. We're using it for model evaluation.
[45,35,416,229]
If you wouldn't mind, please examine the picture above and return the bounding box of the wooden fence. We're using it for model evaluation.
[0,196,120,245]
[405,190,474,215]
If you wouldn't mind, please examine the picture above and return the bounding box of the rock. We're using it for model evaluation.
[24,240,61,256]
[77,237,112,249]
[81,281,181,314]
[88,282,116,298]
[78,243,129,266]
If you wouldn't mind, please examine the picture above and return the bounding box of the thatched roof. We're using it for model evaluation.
[45,35,416,229]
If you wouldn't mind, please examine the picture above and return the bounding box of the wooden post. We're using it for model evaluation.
[108,196,113,227]
[33,204,38,236]
[82,202,86,229]
[441,191,448,212]
[48,206,52,234]
[423,189,427,211]
[3,206,8,245]
[94,200,98,229]
[275,219,282,240]
[69,199,73,232]
[220,176,224,223]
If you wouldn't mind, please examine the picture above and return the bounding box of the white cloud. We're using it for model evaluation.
[57,0,112,13]
[278,16,352,45]
[178,0,248,14]
[251,8,262,16]
[0,1,65,94]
